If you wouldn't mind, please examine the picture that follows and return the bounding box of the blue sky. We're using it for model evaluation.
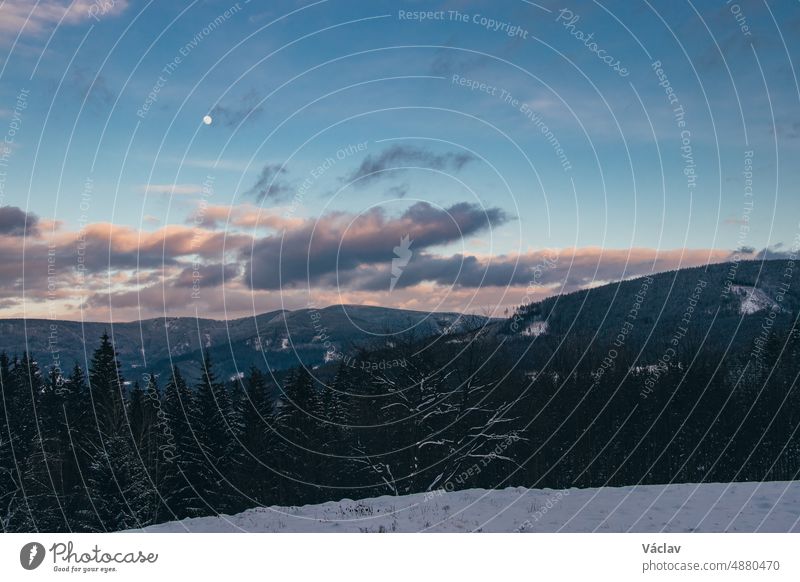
[0,0,798,320]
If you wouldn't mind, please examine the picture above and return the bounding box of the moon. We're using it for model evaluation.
[202,115,213,125]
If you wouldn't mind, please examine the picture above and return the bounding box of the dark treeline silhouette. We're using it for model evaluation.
[2,313,800,532]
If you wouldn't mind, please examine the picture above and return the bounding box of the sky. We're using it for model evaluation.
[0,0,798,321]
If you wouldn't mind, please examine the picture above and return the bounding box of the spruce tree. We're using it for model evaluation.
[126,375,167,525]
[161,366,206,519]
[274,367,322,503]
[85,333,141,530]
[24,365,69,531]
[61,363,98,531]
[237,366,276,505]
[318,363,353,492]
[89,332,126,439]
[1,355,36,530]
[191,352,241,513]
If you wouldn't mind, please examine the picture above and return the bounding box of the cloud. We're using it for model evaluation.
[0,206,38,236]
[0,0,129,38]
[189,203,304,231]
[68,223,252,271]
[210,89,264,127]
[385,184,409,198]
[350,247,737,293]
[81,280,278,321]
[177,158,252,172]
[139,184,205,196]
[341,145,477,187]
[68,67,115,109]
[0,205,766,322]
[428,35,487,77]
[773,120,800,140]
[723,217,748,226]
[244,201,511,290]
[0,221,252,283]
[428,28,529,77]
[241,197,740,296]
[245,163,293,201]
[174,262,241,288]
[0,218,257,320]
[691,4,772,74]
[752,244,794,260]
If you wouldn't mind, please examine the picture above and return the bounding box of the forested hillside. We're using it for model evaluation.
[2,259,799,532]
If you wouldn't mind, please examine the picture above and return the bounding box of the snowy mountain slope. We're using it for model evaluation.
[730,284,780,315]
[137,481,800,533]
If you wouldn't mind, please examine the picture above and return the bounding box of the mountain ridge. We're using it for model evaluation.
[0,304,488,382]
[2,259,795,383]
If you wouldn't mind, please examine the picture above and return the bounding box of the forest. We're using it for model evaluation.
[2,301,799,532]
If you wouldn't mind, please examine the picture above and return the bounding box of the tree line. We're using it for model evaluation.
[2,315,800,532]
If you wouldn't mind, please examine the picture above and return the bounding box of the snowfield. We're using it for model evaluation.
[138,481,800,533]
[730,284,779,315]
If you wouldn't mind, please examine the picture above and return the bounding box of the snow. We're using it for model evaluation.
[247,336,264,351]
[633,363,682,373]
[731,285,777,315]
[134,481,800,533]
[522,320,548,337]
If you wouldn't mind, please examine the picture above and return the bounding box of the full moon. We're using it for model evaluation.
[202,115,213,125]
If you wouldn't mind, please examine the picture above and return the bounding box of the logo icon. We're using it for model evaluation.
[20,542,46,570]
[390,234,413,292]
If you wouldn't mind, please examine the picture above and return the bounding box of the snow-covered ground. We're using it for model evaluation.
[731,284,778,315]
[522,320,548,337]
[138,481,800,533]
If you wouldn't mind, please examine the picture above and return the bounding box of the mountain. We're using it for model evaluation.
[6,259,793,385]
[339,259,799,386]
[486,259,799,375]
[313,259,800,492]
[0,305,489,384]
[3,259,794,386]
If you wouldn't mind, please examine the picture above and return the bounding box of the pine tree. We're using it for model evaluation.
[0,354,36,531]
[274,367,321,503]
[342,360,392,498]
[0,352,16,531]
[317,363,354,491]
[126,374,168,525]
[161,366,206,519]
[237,366,277,505]
[86,432,147,531]
[8,354,47,531]
[89,332,126,439]
[84,333,142,530]
[24,365,70,531]
[192,351,239,512]
[128,381,145,444]
[225,376,248,512]
[60,363,99,531]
